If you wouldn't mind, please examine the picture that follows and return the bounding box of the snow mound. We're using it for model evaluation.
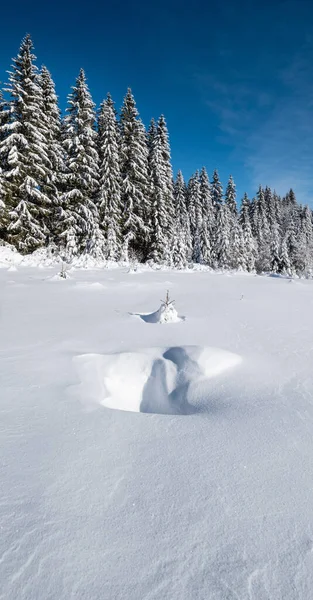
[134,306,183,324]
[133,301,184,324]
[74,346,242,415]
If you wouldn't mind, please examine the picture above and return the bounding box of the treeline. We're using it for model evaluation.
[0,35,312,275]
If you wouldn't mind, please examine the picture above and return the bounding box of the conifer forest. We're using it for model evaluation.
[0,35,312,276]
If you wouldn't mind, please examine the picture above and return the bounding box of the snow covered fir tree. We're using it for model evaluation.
[1,35,313,277]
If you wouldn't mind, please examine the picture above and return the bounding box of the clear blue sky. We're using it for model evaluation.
[1,0,312,204]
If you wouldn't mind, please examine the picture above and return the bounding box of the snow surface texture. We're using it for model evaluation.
[2,257,313,599]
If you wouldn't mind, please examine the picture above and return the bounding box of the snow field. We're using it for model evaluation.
[2,261,313,599]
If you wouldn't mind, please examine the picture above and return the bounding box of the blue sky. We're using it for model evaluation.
[1,0,313,204]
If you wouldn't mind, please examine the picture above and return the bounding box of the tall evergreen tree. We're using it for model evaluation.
[174,170,187,221]
[294,205,313,274]
[119,89,150,260]
[283,188,297,208]
[38,65,65,235]
[171,221,189,269]
[229,218,245,270]
[199,166,215,265]
[0,170,6,238]
[155,115,175,226]
[199,167,214,223]
[157,116,174,197]
[225,175,237,216]
[148,116,175,263]
[173,170,192,262]
[0,35,51,252]
[59,68,101,258]
[239,193,255,272]
[187,172,202,234]
[264,186,276,229]
[146,118,157,232]
[254,185,271,272]
[98,94,122,261]
[301,205,313,247]
[225,175,241,268]
[215,204,231,269]
[0,89,10,148]
[0,90,10,238]
[256,186,269,237]
[285,204,301,272]
[147,118,157,157]
[280,234,291,275]
[105,92,118,117]
[187,172,203,263]
[270,222,281,273]
[273,190,282,227]
[211,169,223,210]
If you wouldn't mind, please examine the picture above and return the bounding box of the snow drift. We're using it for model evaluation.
[74,346,242,415]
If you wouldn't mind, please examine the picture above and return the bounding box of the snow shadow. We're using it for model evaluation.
[130,309,184,324]
[141,346,204,415]
[132,310,160,324]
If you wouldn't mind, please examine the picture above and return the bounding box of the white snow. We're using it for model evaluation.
[2,261,313,599]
